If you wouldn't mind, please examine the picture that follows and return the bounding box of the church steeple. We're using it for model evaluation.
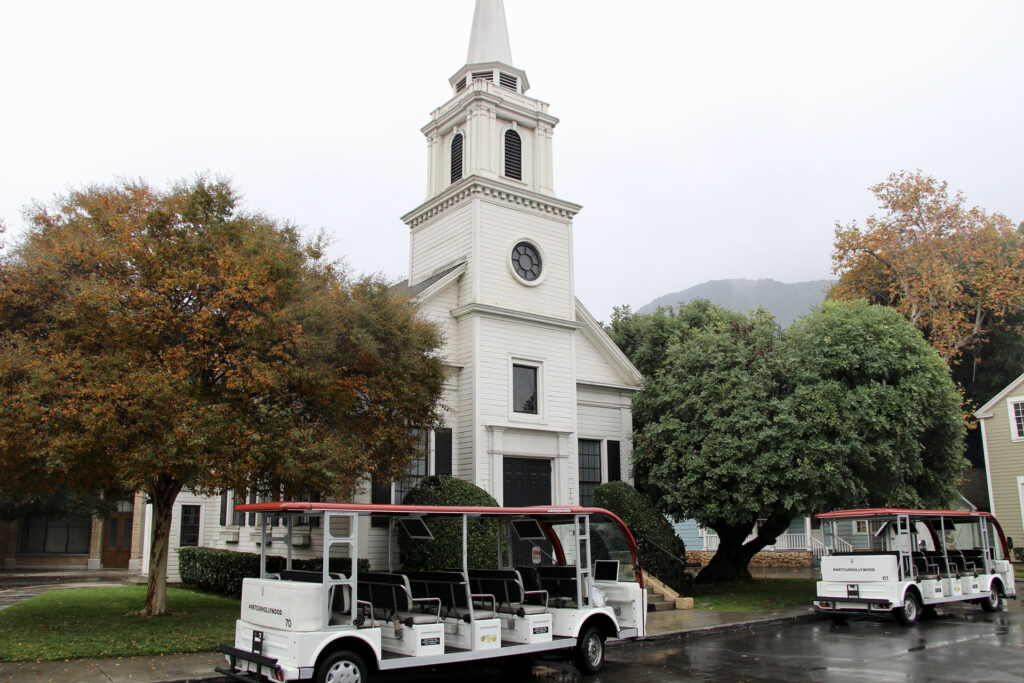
[466,0,514,65]
[449,0,529,95]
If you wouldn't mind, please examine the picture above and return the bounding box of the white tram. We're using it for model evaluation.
[216,502,647,682]
[814,508,1016,625]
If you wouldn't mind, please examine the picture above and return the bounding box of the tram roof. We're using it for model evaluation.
[816,508,996,520]
[234,501,621,520]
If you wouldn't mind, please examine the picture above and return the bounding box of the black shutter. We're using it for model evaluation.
[371,476,391,528]
[248,490,257,526]
[435,429,453,476]
[219,492,228,527]
[451,134,463,184]
[504,129,522,180]
[607,441,621,482]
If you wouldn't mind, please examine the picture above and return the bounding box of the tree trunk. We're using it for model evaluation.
[142,476,183,617]
[696,513,794,584]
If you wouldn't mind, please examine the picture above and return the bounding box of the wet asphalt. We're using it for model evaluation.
[375,595,1024,682]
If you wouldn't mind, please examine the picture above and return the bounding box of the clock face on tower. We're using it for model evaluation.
[511,242,542,281]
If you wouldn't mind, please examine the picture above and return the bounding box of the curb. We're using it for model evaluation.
[610,610,823,646]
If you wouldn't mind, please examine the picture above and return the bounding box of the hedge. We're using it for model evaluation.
[398,475,502,571]
[179,547,370,596]
[593,481,692,595]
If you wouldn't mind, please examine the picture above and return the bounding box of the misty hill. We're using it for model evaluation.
[637,279,833,327]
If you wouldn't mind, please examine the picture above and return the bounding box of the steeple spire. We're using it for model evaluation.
[466,0,513,66]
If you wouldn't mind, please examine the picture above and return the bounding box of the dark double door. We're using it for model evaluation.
[503,457,552,566]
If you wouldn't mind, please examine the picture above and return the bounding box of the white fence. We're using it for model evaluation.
[702,532,852,559]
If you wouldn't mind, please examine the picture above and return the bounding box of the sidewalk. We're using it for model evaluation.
[0,593,819,683]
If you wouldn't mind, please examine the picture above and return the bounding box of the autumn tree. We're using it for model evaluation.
[612,300,964,583]
[830,170,1024,364]
[0,179,444,615]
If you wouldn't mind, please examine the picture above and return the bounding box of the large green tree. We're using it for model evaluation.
[611,300,965,583]
[0,179,444,615]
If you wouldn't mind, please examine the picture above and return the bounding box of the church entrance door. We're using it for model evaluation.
[503,457,552,566]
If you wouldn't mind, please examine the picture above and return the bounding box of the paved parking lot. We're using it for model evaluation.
[382,595,1024,682]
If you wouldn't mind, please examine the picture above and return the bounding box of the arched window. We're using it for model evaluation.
[504,129,522,181]
[450,133,464,184]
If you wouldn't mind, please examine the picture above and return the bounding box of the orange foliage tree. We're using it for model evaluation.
[830,171,1024,364]
[0,179,444,616]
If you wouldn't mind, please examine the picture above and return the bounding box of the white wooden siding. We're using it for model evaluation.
[475,200,574,320]
[982,384,1024,543]
[409,202,473,286]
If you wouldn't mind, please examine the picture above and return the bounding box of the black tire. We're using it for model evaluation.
[894,590,921,626]
[315,649,368,683]
[573,624,606,675]
[981,584,1003,612]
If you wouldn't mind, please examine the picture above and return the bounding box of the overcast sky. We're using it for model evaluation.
[2,0,1022,322]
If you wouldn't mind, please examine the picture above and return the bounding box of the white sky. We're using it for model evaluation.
[2,0,1022,322]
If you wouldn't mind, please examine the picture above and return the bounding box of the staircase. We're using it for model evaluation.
[643,571,698,634]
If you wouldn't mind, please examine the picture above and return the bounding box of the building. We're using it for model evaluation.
[0,0,640,579]
[975,370,1024,547]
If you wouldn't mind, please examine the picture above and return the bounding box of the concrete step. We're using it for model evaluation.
[645,589,676,612]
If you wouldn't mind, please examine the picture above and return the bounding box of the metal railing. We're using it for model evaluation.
[632,529,689,596]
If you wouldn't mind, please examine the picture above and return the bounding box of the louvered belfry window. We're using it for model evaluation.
[504,129,522,180]
[499,72,518,91]
[451,133,464,184]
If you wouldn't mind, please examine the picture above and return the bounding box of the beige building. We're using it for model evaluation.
[975,371,1024,547]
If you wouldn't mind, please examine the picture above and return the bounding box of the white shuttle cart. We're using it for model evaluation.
[814,508,1016,625]
[215,502,647,682]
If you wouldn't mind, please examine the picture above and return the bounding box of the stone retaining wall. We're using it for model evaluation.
[687,550,813,568]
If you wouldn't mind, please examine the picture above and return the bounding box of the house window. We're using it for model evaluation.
[578,439,602,506]
[1010,399,1024,441]
[512,363,538,414]
[179,505,201,547]
[395,428,430,505]
[19,515,91,554]
[451,133,463,184]
[504,129,522,180]
[853,520,868,535]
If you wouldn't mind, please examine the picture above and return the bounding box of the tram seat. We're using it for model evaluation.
[962,549,986,570]
[537,566,580,608]
[276,569,328,583]
[922,551,960,578]
[911,554,939,580]
[948,551,979,576]
[467,569,547,616]
[515,566,543,593]
[407,570,495,621]
[357,572,441,626]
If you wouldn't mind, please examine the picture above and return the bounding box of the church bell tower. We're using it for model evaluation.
[400,0,593,504]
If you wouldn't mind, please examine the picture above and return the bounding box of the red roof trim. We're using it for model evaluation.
[815,508,995,520]
[235,502,613,516]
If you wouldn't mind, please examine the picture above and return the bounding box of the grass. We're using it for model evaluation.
[690,578,817,611]
[0,585,239,662]
[1015,565,1024,579]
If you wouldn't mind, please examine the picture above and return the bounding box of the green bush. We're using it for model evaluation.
[593,481,693,595]
[397,475,502,571]
[1013,547,1024,563]
[178,547,370,596]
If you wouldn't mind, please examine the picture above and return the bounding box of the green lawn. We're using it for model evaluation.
[0,585,239,662]
[690,578,817,611]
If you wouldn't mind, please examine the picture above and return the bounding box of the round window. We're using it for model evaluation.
[511,242,542,282]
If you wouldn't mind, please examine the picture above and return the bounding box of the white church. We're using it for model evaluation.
[132,0,643,579]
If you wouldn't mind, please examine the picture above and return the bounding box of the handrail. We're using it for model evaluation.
[633,529,687,568]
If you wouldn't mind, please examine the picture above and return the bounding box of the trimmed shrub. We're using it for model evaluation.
[178,547,370,596]
[593,481,693,595]
[398,475,501,571]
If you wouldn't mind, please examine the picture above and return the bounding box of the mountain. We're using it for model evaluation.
[637,279,834,327]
